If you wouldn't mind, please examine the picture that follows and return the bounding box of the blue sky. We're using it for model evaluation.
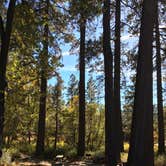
[48,32,139,106]
[47,8,166,106]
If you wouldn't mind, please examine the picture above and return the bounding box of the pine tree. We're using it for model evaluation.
[127,0,156,165]
[67,74,79,101]
[0,0,16,150]
[36,0,49,155]
[103,0,115,165]
[155,1,165,154]
[113,0,124,159]
[52,76,63,150]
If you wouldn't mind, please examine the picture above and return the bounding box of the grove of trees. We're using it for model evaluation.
[0,0,166,165]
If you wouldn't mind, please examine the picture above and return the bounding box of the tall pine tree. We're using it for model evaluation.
[0,0,16,151]
[127,0,156,165]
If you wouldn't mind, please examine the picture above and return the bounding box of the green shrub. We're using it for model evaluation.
[65,148,77,158]
[155,154,166,166]
[17,143,35,155]
[42,147,56,159]
[0,149,12,165]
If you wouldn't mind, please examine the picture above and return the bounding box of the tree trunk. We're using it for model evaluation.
[54,111,58,150]
[36,0,49,155]
[36,75,47,154]
[103,0,115,165]
[28,131,31,144]
[155,1,165,154]
[114,0,124,158]
[77,18,86,157]
[127,0,156,165]
[0,0,16,150]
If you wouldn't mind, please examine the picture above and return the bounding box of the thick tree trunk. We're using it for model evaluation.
[127,0,155,165]
[36,75,47,154]
[77,18,86,157]
[155,2,165,154]
[103,0,115,165]
[0,0,16,150]
[36,0,49,155]
[114,0,124,158]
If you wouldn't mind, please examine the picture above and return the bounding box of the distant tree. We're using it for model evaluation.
[86,76,96,150]
[52,76,63,150]
[67,74,79,101]
[65,74,79,147]
[86,76,97,103]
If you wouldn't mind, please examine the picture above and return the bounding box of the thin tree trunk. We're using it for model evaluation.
[155,2,165,154]
[54,111,58,150]
[103,0,115,165]
[36,0,49,155]
[127,0,156,165]
[77,18,86,157]
[28,131,31,144]
[114,0,124,158]
[0,0,16,150]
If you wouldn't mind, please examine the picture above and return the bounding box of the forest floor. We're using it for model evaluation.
[10,154,105,166]
[11,158,104,166]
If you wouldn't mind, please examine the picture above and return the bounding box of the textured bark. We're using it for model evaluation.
[127,0,155,165]
[0,0,16,149]
[114,0,124,159]
[77,18,86,157]
[36,75,47,154]
[155,2,165,154]
[36,0,49,155]
[103,0,115,165]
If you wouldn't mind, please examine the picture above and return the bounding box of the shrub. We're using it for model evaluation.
[155,154,166,166]
[0,149,12,165]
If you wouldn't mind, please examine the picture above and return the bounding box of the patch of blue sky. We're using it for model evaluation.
[48,10,166,106]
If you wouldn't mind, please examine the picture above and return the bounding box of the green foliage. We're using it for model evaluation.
[0,149,12,165]
[0,0,165,164]
[155,155,166,166]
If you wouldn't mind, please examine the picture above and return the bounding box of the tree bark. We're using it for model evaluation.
[114,0,124,158]
[36,74,47,154]
[77,17,86,157]
[0,0,16,150]
[103,0,115,165]
[155,1,165,154]
[127,0,156,165]
[36,0,49,155]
